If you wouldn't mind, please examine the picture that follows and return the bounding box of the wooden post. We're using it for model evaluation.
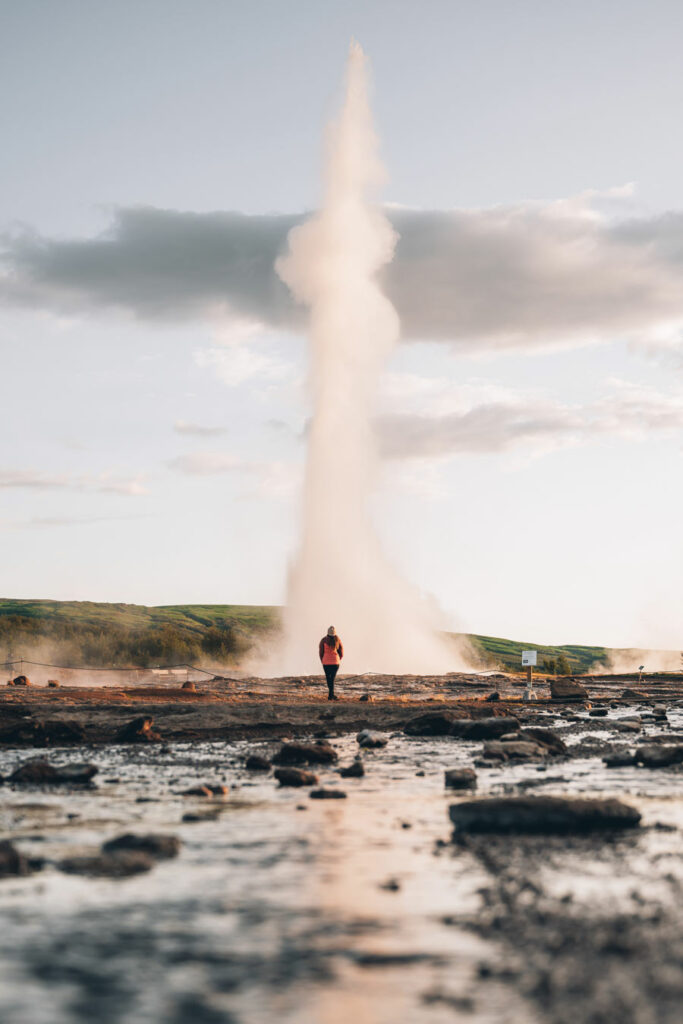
[527,664,533,685]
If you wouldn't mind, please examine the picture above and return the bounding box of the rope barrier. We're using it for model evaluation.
[3,659,217,676]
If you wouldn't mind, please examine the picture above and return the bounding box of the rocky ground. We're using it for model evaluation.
[0,672,682,1023]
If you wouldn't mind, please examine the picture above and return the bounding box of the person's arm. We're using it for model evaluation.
[319,638,325,661]
[337,639,344,660]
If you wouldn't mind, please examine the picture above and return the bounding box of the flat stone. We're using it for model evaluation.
[603,751,637,767]
[340,760,365,778]
[59,851,155,877]
[9,758,98,785]
[613,719,642,733]
[589,708,609,717]
[310,788,347,799]
[403,713,458,736]
[449,795,641,834]
[518,727,568,755]
[444,768,477,790]
[273,741,338,766]
[482,740,546,762]
[550,678,589,700]
[274,767,319,787]
[451,717,520,740]
[101,833,180,859]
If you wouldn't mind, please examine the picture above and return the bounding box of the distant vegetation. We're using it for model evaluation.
[0,598,637,675]
[0,600,279,669]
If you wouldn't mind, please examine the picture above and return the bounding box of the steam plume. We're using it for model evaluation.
[273,41,461,674]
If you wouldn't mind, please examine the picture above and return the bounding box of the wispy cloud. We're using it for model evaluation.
[173,420,228,437]
[0,469,149,495]
[3,195,683,357]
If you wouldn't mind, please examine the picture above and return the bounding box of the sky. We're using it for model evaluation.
[1,0,682,650]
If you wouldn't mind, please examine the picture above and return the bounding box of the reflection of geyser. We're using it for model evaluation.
[275,41,461,675]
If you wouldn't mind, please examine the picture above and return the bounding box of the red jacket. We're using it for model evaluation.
[319,635,344,665]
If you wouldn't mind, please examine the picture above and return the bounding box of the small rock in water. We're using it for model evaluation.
[485,692,500,702]
[482,740,546,762]
[340,760,365,778]
[550,678,588,700]
[273,741,338,766]
[274,767,319,787]
[310,788,347,799]
[589,708,609,717]
[359,693,372,702]
[60,851,155,877]
[47,679,60,688]
[444,768,477,790]
[613,718,642,733]
[451,717,520,740]
[116,716,162,743]
[379,877,401,891]
[603,751,637,767]
[0,840,32,878]
[181,785,214,797]
[356,730,388,749]
[245,754,271,771]
[518,727,568,755]
[9,758,98,785]
[449,795,641,834]
[635,744,683,768]
[403,713,459,736]
[102,833,180,859]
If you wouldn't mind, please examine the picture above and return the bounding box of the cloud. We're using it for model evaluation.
[377,377,683,460]
[173,420,228,437]
[0,468,149,495]
[3,196,683,355]
[167,453,242,475]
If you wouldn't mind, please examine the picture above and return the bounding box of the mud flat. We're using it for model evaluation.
[1,673,682,1023]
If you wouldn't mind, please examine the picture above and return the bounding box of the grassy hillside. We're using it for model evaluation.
[0,598,626,674]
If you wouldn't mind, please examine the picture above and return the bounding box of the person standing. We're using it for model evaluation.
[319,626,344,701]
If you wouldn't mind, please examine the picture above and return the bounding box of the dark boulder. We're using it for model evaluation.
[12,675,31,687]
[589,708,609,717]
[9,758,98,785]
[181,785,213,797]
[484,692,500,702]
[116,716,162,743]
[273,741,338,766]
[404,712,458,736]
[444,768,477,790]
[451,717,519,740]
[449,795,641,834]
[603,751,637,767]
[274,767,319,787]
[310,789,347,799]
[60,851,155,877]
[102,833,180,859]
[0,840,32,878]
[181,681,196,692]
[340,760,365,778]
[359,693,372,702]
[550,678,588,700]
[245,754,272,771]
[47,679,60,688]
[635,744,683,768]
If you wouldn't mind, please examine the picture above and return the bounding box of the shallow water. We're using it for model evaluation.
[1,706,682,1024]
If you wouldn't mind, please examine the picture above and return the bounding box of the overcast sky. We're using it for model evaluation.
[2,0,682,649]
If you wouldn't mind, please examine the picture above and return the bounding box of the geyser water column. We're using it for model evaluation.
[275,41,457,675]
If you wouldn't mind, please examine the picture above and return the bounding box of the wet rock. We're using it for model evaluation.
[379,877,401,891]
[310,788,347,799]
[116,716,162,743]
[485,692,500,702]
[622,688,648,699]
[181,785,214,797]
[635,744,683,768]
[451,717,520,740]
[404,712,458,736]
[340,759,365,778]
[274,767,319,787]
[9,758,98,785]
[518,727,568,755]
[245,754,271,771]
[273,741,338,766]
[357,729,388,749]
[589,708,609,717]
[482,740,546,762]
[359,693,372,702]
[449,795,641,834]
[613,718,642,733]
[0,718,86,747]
[445,768,477,790]
[603,751,637,767]
[182,810,220,823]
[102,833,180,859]
[0,840,32,878]
[550,678,588,700]
[11,675,31,687]
[47,679,60,688]
[181,681,196,692]
[60,851,155,877]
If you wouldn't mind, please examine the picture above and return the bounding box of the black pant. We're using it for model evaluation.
[323,664,339,697]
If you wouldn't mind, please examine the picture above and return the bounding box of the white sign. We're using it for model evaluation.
[521,650,537,667]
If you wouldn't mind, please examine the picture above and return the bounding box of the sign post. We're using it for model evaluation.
[521,650,537,701]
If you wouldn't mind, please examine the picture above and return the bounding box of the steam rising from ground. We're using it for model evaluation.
[270,42,462,675]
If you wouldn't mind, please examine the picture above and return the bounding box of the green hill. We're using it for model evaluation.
[0,597,640,674]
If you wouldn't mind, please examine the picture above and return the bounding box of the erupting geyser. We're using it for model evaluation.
[274,41,461,674]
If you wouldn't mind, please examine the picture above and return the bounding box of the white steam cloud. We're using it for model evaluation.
[269,42,461,675]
